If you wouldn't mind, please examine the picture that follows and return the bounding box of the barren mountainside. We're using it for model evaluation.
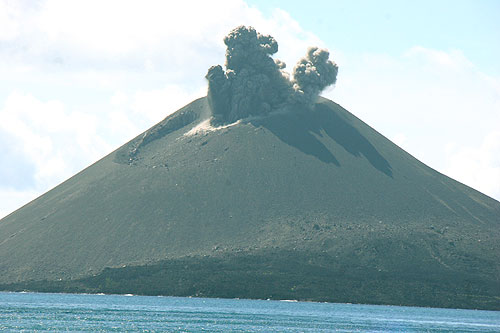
[1,96,499,310]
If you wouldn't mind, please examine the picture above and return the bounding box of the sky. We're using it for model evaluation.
[1,0,499,218]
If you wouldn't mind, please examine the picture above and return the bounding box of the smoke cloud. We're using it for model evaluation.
[291,47,339,105]
[206,26,338,124]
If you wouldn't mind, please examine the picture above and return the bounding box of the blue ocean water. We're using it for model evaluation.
[0,292,499,332]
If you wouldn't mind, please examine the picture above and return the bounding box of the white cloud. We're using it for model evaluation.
[0,0,21,41]
[0,0,318,79]
[328,46,500,200]
[0,92,110,190]
[0,188,41,220]
[131,85,206,125]
[445,131,500,200]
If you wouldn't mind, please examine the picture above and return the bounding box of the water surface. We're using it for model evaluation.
[1,292,499,331]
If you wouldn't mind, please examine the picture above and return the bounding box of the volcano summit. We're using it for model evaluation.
[1,26,499,310]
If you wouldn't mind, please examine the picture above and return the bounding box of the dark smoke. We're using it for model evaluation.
[206,26,338,124]
[291,47,339,105]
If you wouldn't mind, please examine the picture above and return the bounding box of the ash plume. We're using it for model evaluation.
[291,47,339,105]
[206,26,338,124]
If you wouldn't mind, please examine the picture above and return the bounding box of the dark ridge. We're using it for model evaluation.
[114,98,205,164]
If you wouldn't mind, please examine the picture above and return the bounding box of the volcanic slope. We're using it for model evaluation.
[1,97,499,309]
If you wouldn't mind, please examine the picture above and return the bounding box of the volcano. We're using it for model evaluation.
[1,96,499,309]
[1,26,499,310]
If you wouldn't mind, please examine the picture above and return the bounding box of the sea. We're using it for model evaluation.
[1,292,499,332]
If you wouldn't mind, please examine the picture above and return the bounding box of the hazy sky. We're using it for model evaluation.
[1,0,499,218]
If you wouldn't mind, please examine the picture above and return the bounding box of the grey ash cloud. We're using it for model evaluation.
[206,26,338,124]
[291,47,339,106]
